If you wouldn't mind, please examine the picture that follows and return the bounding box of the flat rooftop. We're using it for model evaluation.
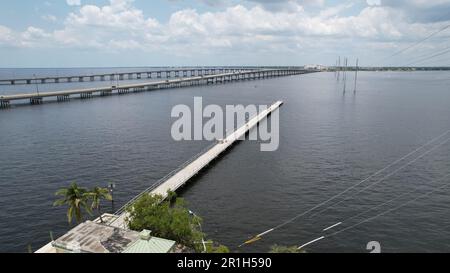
[52,221,139,253]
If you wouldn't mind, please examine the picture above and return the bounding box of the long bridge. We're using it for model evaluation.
[0,68,316,108]
[0,67,268,85]
[0,68,249,85]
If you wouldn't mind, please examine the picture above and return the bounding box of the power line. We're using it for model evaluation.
[414,54,450,66]
[408,45,450,62]
[335,173,450,227]
[298,173,450,250]
[239,129,450,247]
[405,47,450,66]
[386,18,450,60]
[308,135,450,218]
[378,12,450,66]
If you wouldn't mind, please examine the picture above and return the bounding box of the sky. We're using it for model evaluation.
[0,0,449,67]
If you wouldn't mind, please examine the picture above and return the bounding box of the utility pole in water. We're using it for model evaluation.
[335,59,338,79]
[343,58,348,93]
[354,58,359,93]
[337,56,341,81]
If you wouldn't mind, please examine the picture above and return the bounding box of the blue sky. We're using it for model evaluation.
[0,0,449,67]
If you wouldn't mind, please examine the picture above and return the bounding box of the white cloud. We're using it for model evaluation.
[0,25,13,44]
[378,0,450,22]
[367,0,381,6]
[19,27,52,47]
[65,0,158,30]
[1,0,449,65]
[66,0,81,6]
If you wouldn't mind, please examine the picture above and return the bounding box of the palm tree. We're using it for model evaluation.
[54,182,92,224]
[87,187,112,223]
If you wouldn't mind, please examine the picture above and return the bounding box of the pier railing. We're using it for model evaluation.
[111,109,275,217]
[113,141,219,216]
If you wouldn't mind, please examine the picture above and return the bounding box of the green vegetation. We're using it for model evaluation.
[270,244,305,253]
[126,192,229,253]
[54,182,92,224]
[204,240,230,253]
[54,183,112,224]
[87,187,112,223]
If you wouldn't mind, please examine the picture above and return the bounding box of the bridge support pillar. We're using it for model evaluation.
[30,97,43,105]
[118,88,130,95]
[0,100,10,108]
[146,85,156,91]
[57,95,70,102]
[101,90,112,96]
[157,72,161,78]
[80,92,93,99]
[79,77,84,82]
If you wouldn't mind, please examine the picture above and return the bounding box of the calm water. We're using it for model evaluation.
[1,69,450,253]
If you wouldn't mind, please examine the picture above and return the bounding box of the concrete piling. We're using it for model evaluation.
[0,100,10,108]
[57,95,70,102]
[30,97,43,105]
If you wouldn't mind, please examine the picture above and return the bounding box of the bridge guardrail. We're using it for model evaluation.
[113,140,219,216]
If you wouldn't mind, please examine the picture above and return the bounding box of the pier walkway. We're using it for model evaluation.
[35,100,284,252]
[108,100,284,229]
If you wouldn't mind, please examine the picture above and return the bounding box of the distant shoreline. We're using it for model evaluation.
[327,67,450,72]
[0,66,449,71]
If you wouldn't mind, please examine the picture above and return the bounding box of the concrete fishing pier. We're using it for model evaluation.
[108,100,284,229]
[35,100,284,252]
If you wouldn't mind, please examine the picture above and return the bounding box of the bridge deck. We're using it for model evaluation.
[108,100,284,229]
[0,68,251,85]
[1,69,312,106]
